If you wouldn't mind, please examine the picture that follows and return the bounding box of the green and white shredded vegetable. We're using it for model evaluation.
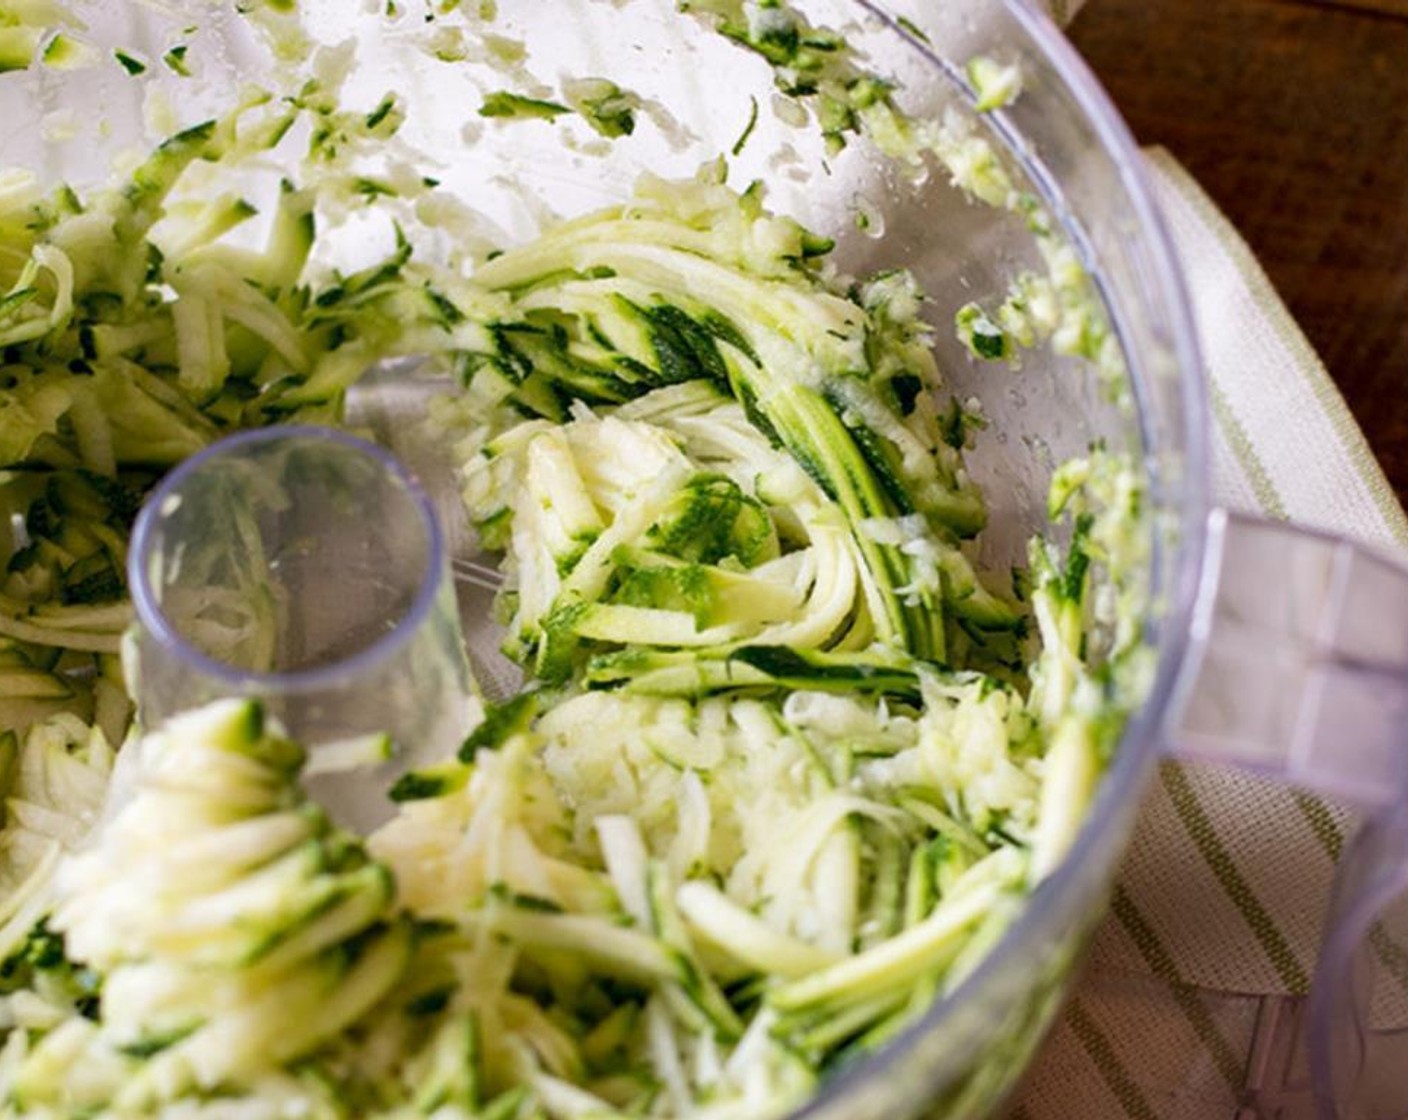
[0,2,1153,1117]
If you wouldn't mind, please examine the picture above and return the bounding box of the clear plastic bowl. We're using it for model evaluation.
[1,2,1206,1116]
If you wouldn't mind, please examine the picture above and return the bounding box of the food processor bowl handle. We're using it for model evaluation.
[1170,507,1408,1120]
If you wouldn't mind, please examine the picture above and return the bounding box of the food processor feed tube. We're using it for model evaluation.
[126,426,475,829]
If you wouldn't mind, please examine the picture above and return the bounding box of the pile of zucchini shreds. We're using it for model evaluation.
[0,7,1149,1118]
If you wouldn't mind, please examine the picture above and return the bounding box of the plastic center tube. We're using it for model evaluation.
[127,425,474,829]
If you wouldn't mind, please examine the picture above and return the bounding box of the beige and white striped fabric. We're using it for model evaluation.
[1004,130,1408,1116]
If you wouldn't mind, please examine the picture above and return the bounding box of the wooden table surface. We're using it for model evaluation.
[1067,0,1408,508]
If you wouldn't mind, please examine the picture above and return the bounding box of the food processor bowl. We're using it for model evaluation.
[0,1,1202,1115]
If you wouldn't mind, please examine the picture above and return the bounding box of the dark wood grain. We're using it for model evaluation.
[1297,0,1408,16]
[1068,0,1408,507]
